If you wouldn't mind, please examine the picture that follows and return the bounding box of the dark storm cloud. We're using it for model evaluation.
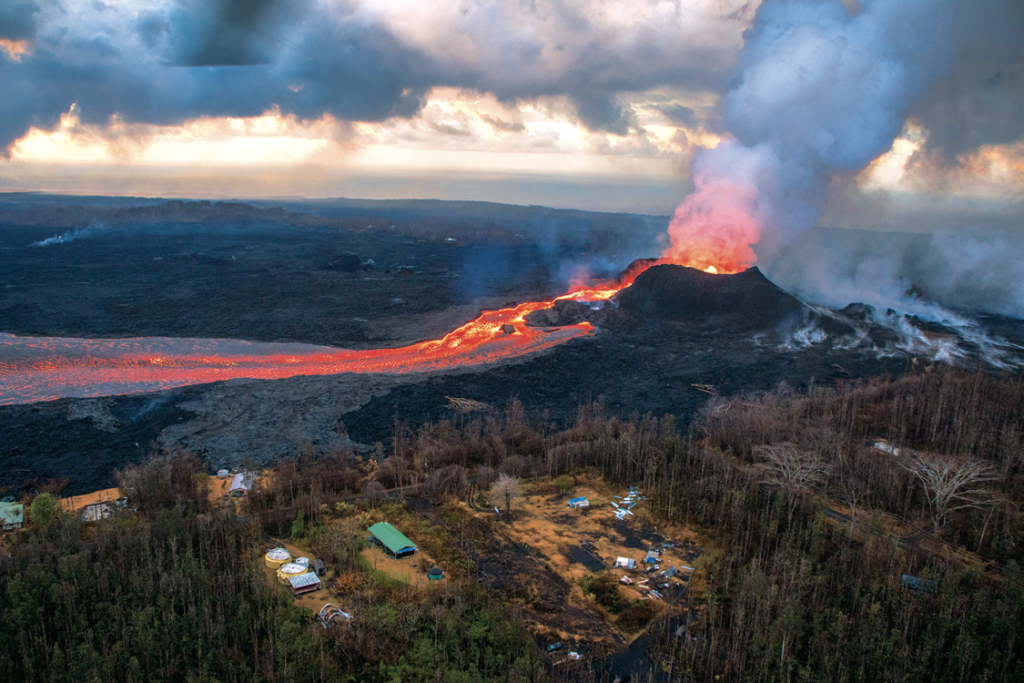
[657,104,697,127]
[167,0,289,66]
[569,91,635,136]
[3,0,1022,165]
[905,0,1024,159]
[275,19,429,122]
[0,0,38,40]
[0,0,757,154]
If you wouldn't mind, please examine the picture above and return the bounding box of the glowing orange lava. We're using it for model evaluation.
[0,272,658,405]
[0,256,740,405]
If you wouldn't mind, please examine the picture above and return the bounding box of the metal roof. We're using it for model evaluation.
[0,502,24,525]
[289,573,322,589]
[568,497,588,504]
[229,472,256,492]
[368,522,417,555]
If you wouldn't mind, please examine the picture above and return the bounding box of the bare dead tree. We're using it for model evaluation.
[362,480,385,509]
[489,473,523,514]
[901,452,998,534]
[840,479,871,540]
[755,444,830,518]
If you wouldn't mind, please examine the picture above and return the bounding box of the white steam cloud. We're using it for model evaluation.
[29,224,102,247]
[665,0,1021,321]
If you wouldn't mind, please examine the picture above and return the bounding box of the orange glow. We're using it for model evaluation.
[0,39,29,62]
[0,271,666,404]
[661,175,760,274]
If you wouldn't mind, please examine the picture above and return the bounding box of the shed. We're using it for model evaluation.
[313,559,327,577]
[289,572,322,596]
[0,502,24,532]
[567,497,589,509]
[368,522,417,559]
[229,472,257,497]
[644,550,660,563]
[614,557,636,569]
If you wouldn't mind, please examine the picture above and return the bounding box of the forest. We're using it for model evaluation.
[1,368,1023,682]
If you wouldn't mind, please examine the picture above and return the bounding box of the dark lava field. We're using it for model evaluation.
[2,196,1021,495]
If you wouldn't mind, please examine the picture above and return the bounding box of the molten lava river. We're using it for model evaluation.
[0,279,639,406]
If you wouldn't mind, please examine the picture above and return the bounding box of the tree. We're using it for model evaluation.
[839,478,871,540]
[489,473,523,514]
[30,493,58,529]
[901,452,998,534]
[755,444,830,520]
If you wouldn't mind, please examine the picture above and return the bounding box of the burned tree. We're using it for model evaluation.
[755,443,830,518]
[489,473,523,514]
[901,452,997,534]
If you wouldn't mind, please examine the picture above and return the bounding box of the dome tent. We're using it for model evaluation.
[265,548,291,569]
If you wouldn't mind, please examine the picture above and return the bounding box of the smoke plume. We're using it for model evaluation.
[663,0,995,279]
[30,224,101,247]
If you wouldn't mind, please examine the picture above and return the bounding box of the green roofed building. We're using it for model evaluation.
[368,522,417,559]
[1,502,24,532]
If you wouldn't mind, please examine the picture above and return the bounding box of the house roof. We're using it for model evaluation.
[0,502,24,525]
[368,522,417,555]
[568,497,588,504]
[229,471,256,491]
[289,573,322,589]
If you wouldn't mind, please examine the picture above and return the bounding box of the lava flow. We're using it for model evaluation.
[0,266,661,406]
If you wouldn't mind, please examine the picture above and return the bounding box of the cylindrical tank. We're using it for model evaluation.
[264,548,291,569]
[276,562,308,585]
[295,557,310,568]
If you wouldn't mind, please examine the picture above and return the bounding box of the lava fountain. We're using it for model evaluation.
[0,207,758,406]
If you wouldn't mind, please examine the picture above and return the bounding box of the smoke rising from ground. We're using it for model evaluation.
[767,226,1024,322]
[663,0,1024,319]
[666,0,963,271]
[29,224,102,247]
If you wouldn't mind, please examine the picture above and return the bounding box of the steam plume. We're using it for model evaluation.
[30,224,100,247]
[664,0,969,275]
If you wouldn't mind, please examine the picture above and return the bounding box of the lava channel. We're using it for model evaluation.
[0,277,643,406]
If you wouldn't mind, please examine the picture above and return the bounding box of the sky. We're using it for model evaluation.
[0,0,1022,222]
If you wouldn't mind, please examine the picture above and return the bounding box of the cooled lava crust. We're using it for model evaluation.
[617,264,805,330]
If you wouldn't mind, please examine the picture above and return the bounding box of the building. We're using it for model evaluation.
[289,572,322,596]
[61,488,128,521]
[368,522,417,559]
[567,497,589,509]
[871,439,901,456]
[228,472,257,497]
[614,557,636,569]
[0,502,24,532]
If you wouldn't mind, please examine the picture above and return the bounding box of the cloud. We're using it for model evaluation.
[0,0,754,154]
[662,0,1024,276]
[0,1,38,41]
[657,104,697,127]
[167,0,287,66]
[570,91,635,135]
[479,113,525,133]
[907,0,1024,160]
